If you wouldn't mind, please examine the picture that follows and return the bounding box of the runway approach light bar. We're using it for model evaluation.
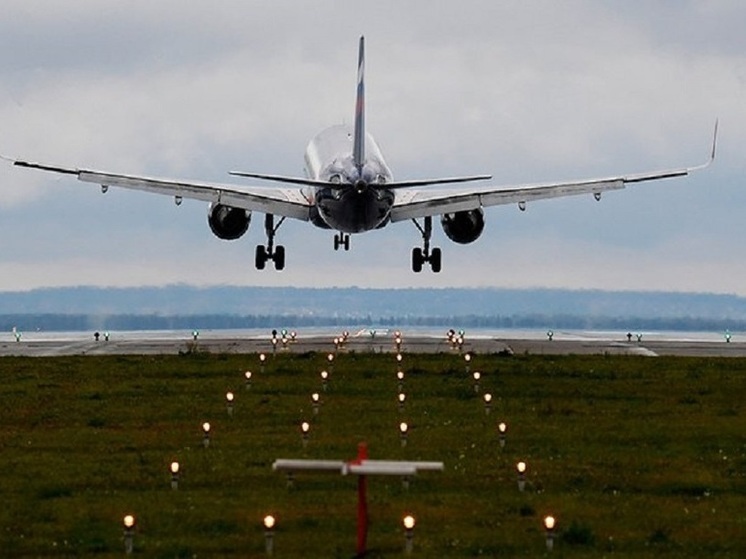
[272,443,444,556]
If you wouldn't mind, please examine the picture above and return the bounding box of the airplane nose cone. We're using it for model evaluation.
[355,179,368,193]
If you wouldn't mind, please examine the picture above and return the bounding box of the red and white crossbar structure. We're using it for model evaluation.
[272,443,444,556]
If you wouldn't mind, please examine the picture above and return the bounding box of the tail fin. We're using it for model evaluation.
[353,36,365,171]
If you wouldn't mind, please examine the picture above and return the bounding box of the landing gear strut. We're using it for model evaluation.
[255,214,286,271]
[411,216,442,273]
[334,232,350,251]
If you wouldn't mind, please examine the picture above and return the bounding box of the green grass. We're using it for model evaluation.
[0,350,744,557]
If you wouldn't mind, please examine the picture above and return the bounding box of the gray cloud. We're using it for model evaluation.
[0,1,744,293]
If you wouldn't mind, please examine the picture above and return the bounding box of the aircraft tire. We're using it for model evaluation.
[431,247,442,273]
[255,245,267,270]
[412,247,423,273]
[274,245,286,271]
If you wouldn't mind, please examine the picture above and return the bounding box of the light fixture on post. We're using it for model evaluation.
[516,460,527,491]
[497,422,507,448]
[244,370,252,389]
[170,461,180,490]
[399,422,409,447]
[263,514,276,556]
[123,514,136,555]
[544,515,556,551]
[472,371,481,393]
[311,392,321,415]
[483,393,493,415]
[403,514,416,554]
[226,391,234,417]
[202,422,211,448]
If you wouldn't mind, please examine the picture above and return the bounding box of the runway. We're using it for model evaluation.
[2,329,746,357]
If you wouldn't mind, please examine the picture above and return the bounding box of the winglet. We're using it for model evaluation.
[689,118,718,172]
[352,36,365,171]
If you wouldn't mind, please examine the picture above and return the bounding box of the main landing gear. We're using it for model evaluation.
[255,214,286,271]
[411,216,441,273]
[333,232,350,251]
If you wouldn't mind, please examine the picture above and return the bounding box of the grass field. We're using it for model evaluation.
[0,348,744,557]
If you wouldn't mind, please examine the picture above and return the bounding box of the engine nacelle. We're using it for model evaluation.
[207,203,251,240]
[440,209,485,244]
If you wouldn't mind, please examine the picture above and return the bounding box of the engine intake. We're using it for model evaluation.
[208,203,251,240]
[441,209,484,244]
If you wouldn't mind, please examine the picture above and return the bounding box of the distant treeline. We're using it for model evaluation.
[1,313,743,333]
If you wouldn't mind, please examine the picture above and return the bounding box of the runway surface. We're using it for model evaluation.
[2,329,746,357]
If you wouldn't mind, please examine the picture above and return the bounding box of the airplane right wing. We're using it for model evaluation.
[390,122,718,223]
[6,159,312,221]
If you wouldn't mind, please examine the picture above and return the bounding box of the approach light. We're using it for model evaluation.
[259,353,267,363]
[403,514,416,554]
[398,393,406,411]
[301,421,310,446]
[396,353,403,363]
[226,391,234,402]
[202,422,211,447]
[170,461,180,489]
[244,371,253,389]
[483,393,493,414]
[311,392,321,414]
[123,514,136,555]
[544,515,556,551]
[517,460,527,491]
[397,371,405,381]
[400,422,409,446]
[263,515,276,555]
[327,353,334,362]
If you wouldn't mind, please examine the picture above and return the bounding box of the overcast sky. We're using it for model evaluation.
[0,1,744,294]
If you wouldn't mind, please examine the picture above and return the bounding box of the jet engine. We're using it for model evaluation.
[440,209,485,244]
[207,203,251,240]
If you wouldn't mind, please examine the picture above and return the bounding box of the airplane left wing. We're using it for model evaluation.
[6,160,312,221]
[390,123,718,223]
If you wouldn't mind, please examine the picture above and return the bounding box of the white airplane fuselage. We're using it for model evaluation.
[304,124,395,233]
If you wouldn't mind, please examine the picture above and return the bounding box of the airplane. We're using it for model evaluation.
[3,36,717,273]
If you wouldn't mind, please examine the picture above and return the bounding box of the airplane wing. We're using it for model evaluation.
[5,159,312,221]
[390,123,718,223]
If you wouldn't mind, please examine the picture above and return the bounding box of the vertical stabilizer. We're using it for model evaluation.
[353,36,365,171]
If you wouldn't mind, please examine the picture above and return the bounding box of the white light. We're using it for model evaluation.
[544,515,556,530]
[517,461,527,474]
[301,421,310,434]
[473,372,481,381]
[226,392,234,402]
[170,461,180,474]
[327,353,334,362]
[464,354,471,362]
[396,353,403,362]
[498,422,507,434]
[321,370,329,380]
[244,371,252,380]
[202,422,211,434]
[398,393,406,403]
[403,515,416,530]
[397,371,404,381]
[259,353,266,363]
[263,515,276,530]
[399,422,408,434]
[311,393,320,403]
[123,515,135,529]
[483,393,493,403]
